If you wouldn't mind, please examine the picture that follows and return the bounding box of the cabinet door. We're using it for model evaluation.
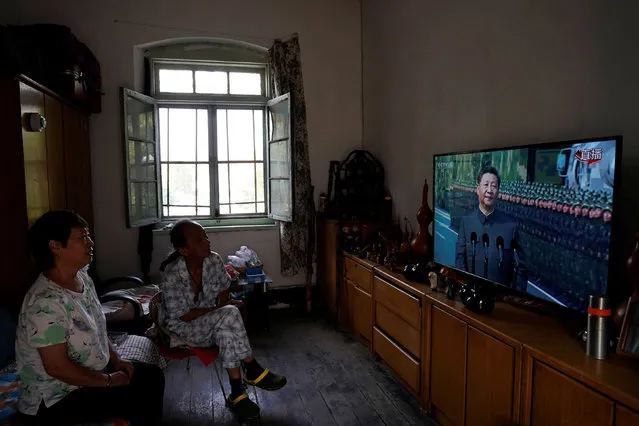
[529,360,613,426]
[430,306,467,426]
[615,405,639,426]
[63,106,93,227]
[20,82,49,226]
[44,95,66,210]
[466,326,516,426]
[352,285,372,342]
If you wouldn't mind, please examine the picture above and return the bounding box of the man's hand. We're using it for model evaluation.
[109,371,131,387]
[111,357,135,378]
[225,299,244,308]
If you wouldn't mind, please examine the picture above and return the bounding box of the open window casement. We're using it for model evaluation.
[266,92,293,222]
[120,87,161,228]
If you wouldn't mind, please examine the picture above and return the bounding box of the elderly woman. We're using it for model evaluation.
[159,219,286,421]
[15,211,165,425]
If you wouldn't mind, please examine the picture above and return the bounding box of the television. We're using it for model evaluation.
[433,136,622,314]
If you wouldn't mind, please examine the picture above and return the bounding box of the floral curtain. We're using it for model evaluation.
[269,34,315,277]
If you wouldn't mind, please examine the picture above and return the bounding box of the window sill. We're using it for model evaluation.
[152,218,277,234]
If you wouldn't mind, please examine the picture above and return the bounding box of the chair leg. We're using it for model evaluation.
[186,356,191,372]
[213,360,228,404]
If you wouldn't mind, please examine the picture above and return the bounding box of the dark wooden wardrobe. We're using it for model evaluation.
[0,74,94,312]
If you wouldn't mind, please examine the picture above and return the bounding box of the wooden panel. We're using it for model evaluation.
[615,405,639,426]
[374,276,421,329]
[430,306,467,426]
[529,360,613,426]
[344,257,372,293]
[317,217,339,313]
[44,95,66,210]
[63,106,93,227]
[346,279,355,330]
[20,82,49,227]
[466,326,516,426]
[373,326,420,393]
[376,302,420,358]
[0,76,31,309]
[352,284,372,342]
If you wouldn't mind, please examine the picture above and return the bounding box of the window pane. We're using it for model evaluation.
[146,143,156,180]
[138,143,147,179]
[218,164,229,204]
[217,110,228,161]
[161,164,168,204]
[229,163,255,203]
[197,207,210,216]
[270,178,292,219]
[168,108,196,161]
[129,183,137,221]
[163,206,168,217]
[168,164,196,205]
[197,110,209,162]
[268,140,290,178]
[159,108,168,161]
[148,182,158,217]
[169,206,196,216]
[128,140,137,180]
[256,202,265,213]
[227,110,255,161]
[229,72,261,95]
[125,96,154,141]
[231,203,256,214]
[219,204,230,215]
[195,71,227,94]
[254,110,264,161]
[158,69,193,93]
[256,163,264,203]
[269,103,289,141]
[197,164,210,206]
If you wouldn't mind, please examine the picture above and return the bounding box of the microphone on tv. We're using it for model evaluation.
[482,233,489,279]
[496,236,504,268]
[470,232,478,275]
[511,239,520,290]
[511,239,520,268]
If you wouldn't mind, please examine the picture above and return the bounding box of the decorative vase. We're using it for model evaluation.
[410,178,434,260]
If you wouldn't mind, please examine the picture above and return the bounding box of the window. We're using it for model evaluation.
[121,57,292,228]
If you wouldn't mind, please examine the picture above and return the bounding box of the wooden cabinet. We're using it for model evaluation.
[317,217,340,316]
[430,306,467,426]
[615,405,639,426]
[525,360,613,426]
[336,256,639,426]
[342,255,373,343]
[0,75,94,311]
[466,326,517,426]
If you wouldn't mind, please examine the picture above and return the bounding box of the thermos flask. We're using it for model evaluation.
[586,295,611,360]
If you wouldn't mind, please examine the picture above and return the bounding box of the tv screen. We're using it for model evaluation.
[433,136,621,313]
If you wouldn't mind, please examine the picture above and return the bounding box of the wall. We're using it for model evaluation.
[363,0,639,279]
[9,0,363,286]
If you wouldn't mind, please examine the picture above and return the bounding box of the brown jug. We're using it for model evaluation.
[410,178,434,260]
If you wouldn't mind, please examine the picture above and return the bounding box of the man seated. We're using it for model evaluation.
[159,219,286,422]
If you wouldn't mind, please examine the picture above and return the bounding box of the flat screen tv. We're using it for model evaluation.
[433,136,621,313]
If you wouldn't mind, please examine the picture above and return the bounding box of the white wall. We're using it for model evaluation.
[363,0,639,263]
[10,0,363,286]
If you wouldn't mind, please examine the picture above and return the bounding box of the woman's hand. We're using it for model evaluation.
[111,357,135,378]
[109,371,131,387]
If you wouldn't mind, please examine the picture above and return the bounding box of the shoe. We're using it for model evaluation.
[243,368,287,391]
[227,393,260,421]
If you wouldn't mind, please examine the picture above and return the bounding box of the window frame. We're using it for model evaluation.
[152,59,270,221]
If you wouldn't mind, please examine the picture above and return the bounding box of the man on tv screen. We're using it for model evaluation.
[454,165,527,290]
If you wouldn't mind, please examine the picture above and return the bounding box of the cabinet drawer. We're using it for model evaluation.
[376,302,420,358]
[344,257,372,293]
[615,405,639,426]
[374,276,421,329]
[373,326,420,393]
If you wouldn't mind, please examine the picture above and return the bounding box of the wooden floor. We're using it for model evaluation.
[161,310,437,425]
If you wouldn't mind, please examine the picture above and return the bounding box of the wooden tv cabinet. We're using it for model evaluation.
[339,252,639,426]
